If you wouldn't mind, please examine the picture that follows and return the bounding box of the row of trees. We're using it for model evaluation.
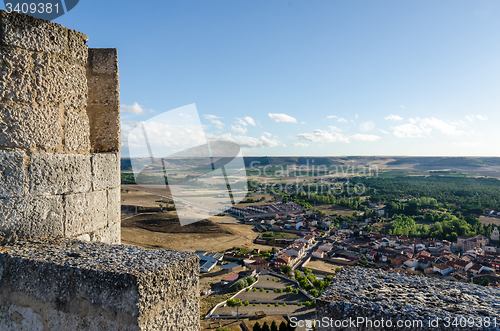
[387,213,496,240]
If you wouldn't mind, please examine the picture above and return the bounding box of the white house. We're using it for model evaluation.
[433,264,452,276]
[312,250,324,259]
[404,258,419,269]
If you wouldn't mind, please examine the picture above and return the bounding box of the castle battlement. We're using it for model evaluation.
[0,11,199,330]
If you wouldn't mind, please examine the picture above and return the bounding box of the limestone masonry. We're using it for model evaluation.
[0,239,200,330]
[0,10,200,331]
[315,267,500,331]
[0,10,120,244]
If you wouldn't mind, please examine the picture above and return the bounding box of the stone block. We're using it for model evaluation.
[0,47,34,103]
[64,191,107,237]
[88,48,118,75]
[0,102,62,152]
[29,153,91,195]
[0,195,64,243]
[0,150,26,198]
[92,153,120,191]
[107,187,121,227]
[87,75,120,109]
[89,224,120,245]
[63,109,91,153]
[1,11,68,55]
[33,52,87,110]
[87,48,120,153]
[68,29,89,65]
[0,239,200,330]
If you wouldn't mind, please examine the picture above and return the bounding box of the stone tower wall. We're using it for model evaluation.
[0,11,120,244]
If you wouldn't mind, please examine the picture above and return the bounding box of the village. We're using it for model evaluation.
[197,200,500,329]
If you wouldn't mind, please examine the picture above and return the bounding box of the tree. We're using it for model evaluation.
[285,286,292,293]
[262,322,271,331]
[281,264,292,275]
[304,301,312,308]
[271,320,278,331]
[279,321,288,331]
[481,277,490,286]
[226,299,243,320]
[253,322,262,331]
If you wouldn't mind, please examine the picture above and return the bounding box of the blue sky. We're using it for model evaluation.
[48,0,500,156]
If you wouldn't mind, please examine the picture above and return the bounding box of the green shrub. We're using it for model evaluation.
[275,302,279,307]
[267,303,271,307]
[297,302,302,306]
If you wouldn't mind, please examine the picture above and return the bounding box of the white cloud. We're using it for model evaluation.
[262,132,272,137]
[351,134,381,142]
[298,129,350,143]
[298,127,382,143]
[269,113,297,123]
[384,114,403,121]
[466,114,488,121]
[392,117,464,138]
[235,118,247,126]
[121,102,145,115]
[301,122,306,124]
[355,114,359,119]
[244,116,256,126]
[328,126,343,132]
[327,115,347,123]
[231,125,247,134]
[292,142,309,147]
[378,129,390,134]
[211,119,225,130]
[203,114,220,120]
[392,123,430,138]
[400,105,406,109]
[359,121,375,132]
[208,133,281,148]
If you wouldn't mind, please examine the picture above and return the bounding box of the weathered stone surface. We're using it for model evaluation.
[107,187,121,226]
[92,153,120,191]
[0,47,34,103]
[0,102,62,152]
[33,52,87,109]
[64,191,107,237]
[0,304,44,331]
[0,239,200,331]
[1,11,68,55]
[87,48,118,75]
[64,109,91,153]
[89,223,120,245]
[0,150,26,198]
[29,153,91,195]
[0,196,64,243]
[68,29,89,65]
[316,267,500,331]
[87,48,120,153]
